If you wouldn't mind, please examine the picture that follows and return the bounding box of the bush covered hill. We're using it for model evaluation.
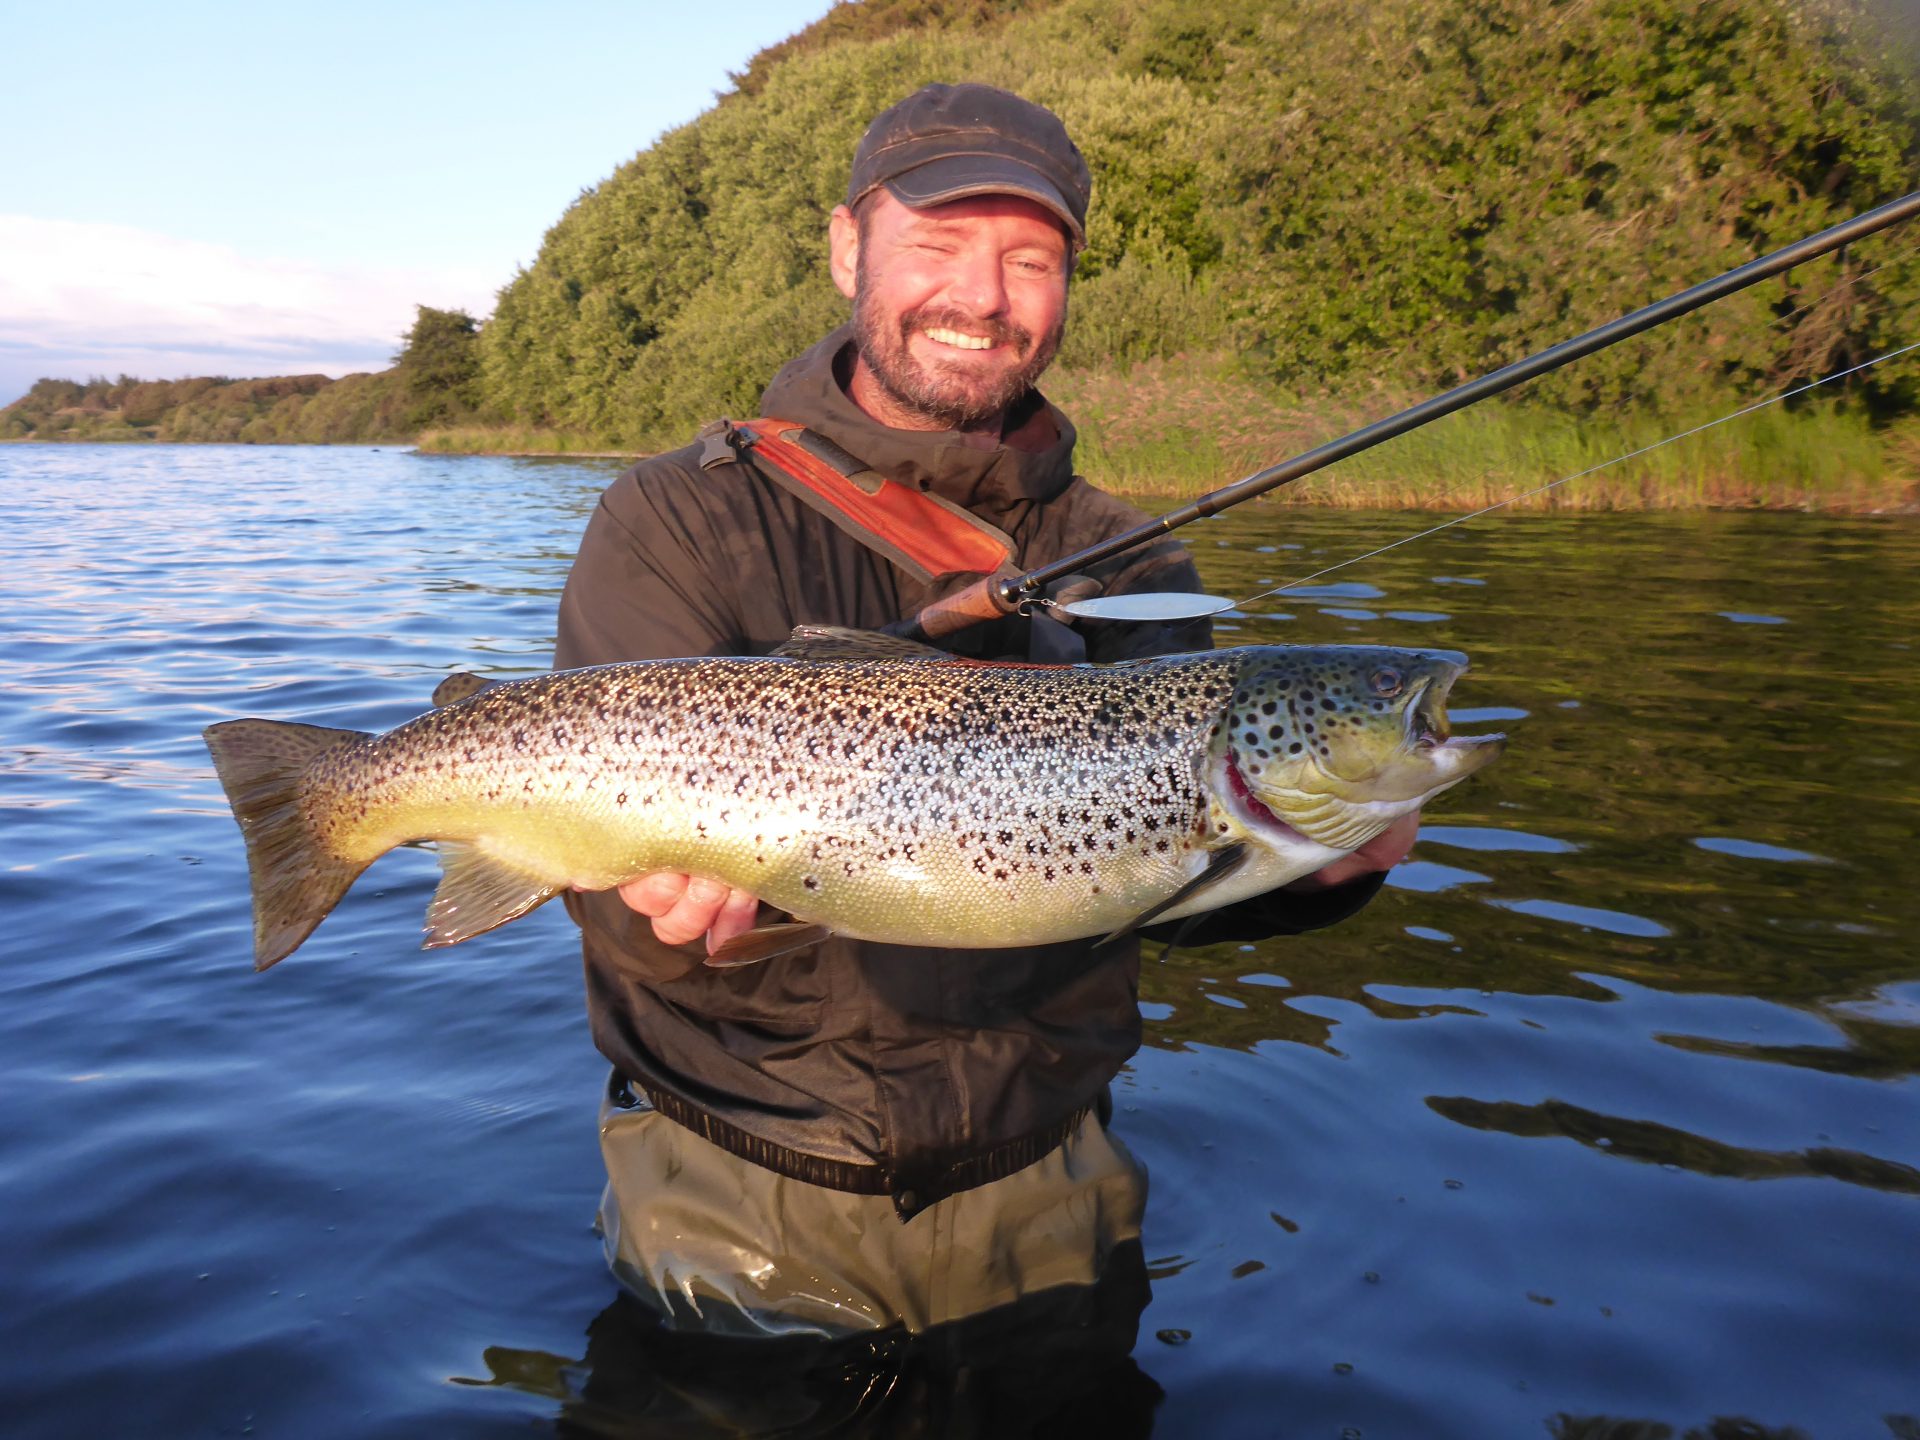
[480,0,1920,444]
[0,307,483,445]
[2,372,398,445]
[9,0,1919,505]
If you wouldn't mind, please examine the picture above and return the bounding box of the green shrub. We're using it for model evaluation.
[479,0,1919,444]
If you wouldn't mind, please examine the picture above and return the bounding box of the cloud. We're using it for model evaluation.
[0,215,500,403]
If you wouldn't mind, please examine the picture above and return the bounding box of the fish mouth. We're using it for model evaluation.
[1404,665,1503,770]
[1405,675,1450,748]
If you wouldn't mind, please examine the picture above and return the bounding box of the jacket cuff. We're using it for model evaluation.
[1138,870,1389,946]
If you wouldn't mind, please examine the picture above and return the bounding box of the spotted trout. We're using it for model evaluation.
[203,628,1503,970]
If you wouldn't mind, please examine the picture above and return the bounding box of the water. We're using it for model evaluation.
[3,444,1917,1438]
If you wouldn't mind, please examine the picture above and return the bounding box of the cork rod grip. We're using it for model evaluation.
[908,575,1018,641]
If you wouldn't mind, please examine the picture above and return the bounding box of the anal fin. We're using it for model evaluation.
[1097,842,1250,948]
[425,841,562,947]
[704,921,834,969]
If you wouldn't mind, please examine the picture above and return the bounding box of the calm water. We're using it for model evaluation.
[3,443,1917,1439]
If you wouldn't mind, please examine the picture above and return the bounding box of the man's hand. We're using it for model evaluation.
[616,873,762,953]
[1284,811,1421,892]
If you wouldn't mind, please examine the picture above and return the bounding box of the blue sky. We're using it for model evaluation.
[0,1,836,405]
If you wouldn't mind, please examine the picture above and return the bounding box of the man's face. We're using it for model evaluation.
[829,189,1072,430]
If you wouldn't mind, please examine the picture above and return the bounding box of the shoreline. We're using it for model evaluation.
[3,434,1914,512]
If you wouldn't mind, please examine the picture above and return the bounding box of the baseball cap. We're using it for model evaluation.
[846,83,1091,248]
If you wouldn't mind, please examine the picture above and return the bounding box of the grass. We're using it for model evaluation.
[1049,355,1920,511]
[31,355,1902,512]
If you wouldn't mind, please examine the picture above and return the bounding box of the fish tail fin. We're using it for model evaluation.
[202,719,371,970]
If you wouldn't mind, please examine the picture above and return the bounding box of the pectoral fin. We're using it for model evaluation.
[1097,842,1251,948]
[424,842,562,947]
[703,921,835,968]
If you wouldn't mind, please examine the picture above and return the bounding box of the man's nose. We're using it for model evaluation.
[944,252,1009,317]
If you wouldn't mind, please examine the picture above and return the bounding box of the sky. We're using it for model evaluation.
[0,0,837,406]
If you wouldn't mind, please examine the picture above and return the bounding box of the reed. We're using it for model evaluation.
[412,357,1920,512]
[1049,357,1920,511]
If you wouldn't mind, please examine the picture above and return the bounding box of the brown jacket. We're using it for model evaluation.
[554,327,1363,1217]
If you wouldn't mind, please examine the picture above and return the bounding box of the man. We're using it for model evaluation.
[554,83,1415,1342]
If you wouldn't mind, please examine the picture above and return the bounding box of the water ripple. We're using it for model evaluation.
[1487,897,1673,939]
[4,451,1919,1439]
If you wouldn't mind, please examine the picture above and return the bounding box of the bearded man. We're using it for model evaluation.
[554,83,1415,1343]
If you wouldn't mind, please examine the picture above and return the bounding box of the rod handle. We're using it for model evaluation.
[905,574,1018,641]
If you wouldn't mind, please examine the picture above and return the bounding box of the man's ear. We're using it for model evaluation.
[828,204,860,301]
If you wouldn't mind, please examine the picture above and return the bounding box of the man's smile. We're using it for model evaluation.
[921,326,1002,353]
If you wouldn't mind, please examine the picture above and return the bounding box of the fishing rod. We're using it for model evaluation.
[901,188,1920,640]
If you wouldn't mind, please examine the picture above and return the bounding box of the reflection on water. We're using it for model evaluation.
[453,1244,1159,1439]
[1,445,1918,1438]
[1428,1093,1920,1193]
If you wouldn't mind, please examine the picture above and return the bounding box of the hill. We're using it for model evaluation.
[478,0,1920,455]
[9,0,1920,507]
[0,307,484,446]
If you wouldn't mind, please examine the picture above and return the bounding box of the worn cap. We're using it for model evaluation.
[847,82,1091,248]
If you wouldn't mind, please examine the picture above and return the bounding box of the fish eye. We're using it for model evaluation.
[1370,667,1403,697]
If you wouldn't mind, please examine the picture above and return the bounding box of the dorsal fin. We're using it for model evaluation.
[432,672,498,707]
[772,625,951,663]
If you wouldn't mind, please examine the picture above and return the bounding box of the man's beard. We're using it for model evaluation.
[852,268,1064,429]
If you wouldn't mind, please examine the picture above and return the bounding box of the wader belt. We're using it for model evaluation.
[611,1072,1095,1221]
[699,418,1015,584]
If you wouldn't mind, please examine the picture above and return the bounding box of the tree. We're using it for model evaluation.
[394,305,484,428]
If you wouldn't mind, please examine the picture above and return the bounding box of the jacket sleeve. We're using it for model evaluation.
[1138,871,1389,948]
[1079,533,1215,663]
[1037,480,1212,663]
[554,451,745,670]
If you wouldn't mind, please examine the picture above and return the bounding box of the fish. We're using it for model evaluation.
[201,627,1504,970]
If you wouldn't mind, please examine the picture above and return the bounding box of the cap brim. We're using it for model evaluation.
[885,156,1085,247]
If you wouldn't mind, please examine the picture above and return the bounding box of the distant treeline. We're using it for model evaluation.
[7,0,1919,507]
[0,307,484,444]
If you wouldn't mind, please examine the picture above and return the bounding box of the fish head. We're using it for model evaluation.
[1215,645,1505,853]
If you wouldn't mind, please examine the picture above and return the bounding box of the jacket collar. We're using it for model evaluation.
[756,325,1078,520]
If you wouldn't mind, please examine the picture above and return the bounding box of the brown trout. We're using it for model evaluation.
[203,628,1503,970]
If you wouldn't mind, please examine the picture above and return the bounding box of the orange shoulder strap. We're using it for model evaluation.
[722,418,1013,584]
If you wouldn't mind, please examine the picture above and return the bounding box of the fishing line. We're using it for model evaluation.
[1231,338,1920,610]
